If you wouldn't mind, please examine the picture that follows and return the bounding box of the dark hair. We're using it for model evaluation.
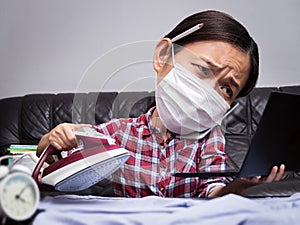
[164,10,259,98]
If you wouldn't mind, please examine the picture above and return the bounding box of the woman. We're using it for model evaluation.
[37,10,284,198]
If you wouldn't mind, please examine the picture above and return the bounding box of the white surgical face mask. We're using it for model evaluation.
[155,63,230,138]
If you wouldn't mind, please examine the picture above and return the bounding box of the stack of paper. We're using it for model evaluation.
[8,144,38,154]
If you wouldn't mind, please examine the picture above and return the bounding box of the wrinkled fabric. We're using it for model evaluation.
[34,193,300,225]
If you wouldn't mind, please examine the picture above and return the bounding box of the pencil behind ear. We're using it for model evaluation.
[153,38,172,73]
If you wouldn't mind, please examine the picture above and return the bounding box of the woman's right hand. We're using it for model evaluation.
[37,123,92,157]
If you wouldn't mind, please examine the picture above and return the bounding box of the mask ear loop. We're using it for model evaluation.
[222,102,240,119]
[166,23,207,139]
[171,44,176,66]
[219,102,240,137]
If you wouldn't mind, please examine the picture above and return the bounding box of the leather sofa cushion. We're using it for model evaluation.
[0,96,22,152]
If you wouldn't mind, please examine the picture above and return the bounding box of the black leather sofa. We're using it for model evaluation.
[1,85,300,197]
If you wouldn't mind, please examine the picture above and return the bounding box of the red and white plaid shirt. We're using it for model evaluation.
[95,107,228,198]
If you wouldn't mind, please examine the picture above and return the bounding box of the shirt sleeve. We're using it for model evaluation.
[197,126,229,197]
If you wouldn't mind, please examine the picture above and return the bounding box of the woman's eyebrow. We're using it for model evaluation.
[199,57,223,69]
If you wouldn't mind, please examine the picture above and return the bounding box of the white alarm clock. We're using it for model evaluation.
[0,164,40,222]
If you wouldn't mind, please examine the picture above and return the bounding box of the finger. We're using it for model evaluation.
[49,124,74,150]
[58,123,91,148]
[48,132,64,150]
[62,125,77,147]
[49,132,68,150]
[50,140,63,151]
[265,166,278,183]
[274,164,285,181]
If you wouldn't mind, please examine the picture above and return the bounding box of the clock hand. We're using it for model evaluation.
[15,195,26,203]
[15,184,30,202]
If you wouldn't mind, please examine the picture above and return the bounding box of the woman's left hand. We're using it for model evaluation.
[208,164,285,197]
[247,164,285,184]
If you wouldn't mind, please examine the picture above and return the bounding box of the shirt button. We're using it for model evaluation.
[161,145,165,150]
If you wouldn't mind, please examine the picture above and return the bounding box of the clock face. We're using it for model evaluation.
[0,172,40,221]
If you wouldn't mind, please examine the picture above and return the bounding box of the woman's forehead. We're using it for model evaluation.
[176,40,250,74]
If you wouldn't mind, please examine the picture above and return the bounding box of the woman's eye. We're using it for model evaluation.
[221,86,233,98]
[197,65,213,78]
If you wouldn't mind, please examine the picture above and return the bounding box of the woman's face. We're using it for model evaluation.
[155,40,251,105]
